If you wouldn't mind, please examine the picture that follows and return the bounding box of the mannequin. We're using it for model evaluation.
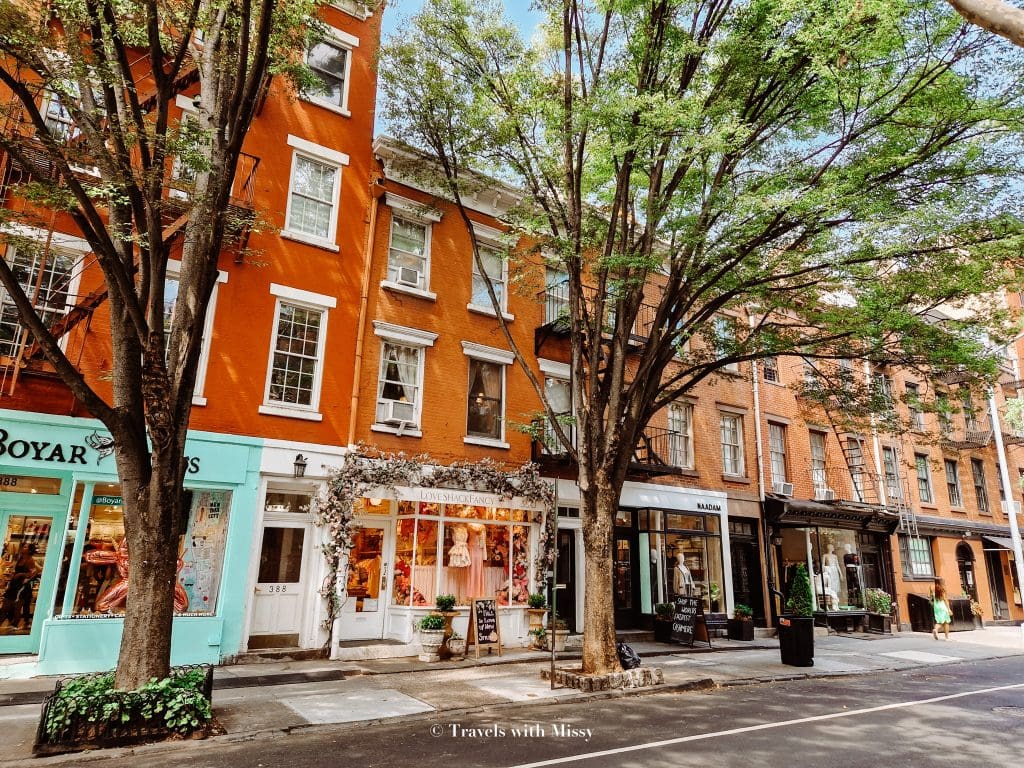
[674,551,695,595]
[466,523,487,598]
[822,544,842,602]
[818,567,838,610]
[448,525,471,568]
[843,543,861,600]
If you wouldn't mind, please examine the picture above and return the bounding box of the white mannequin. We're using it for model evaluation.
[822,544,842,602]
[819,568,838,610]
[674,551,695,595]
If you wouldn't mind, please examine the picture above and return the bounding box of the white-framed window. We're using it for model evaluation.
[810,431,827,490]
[945,458,963,507]
[463,341,513,448]
[0,241,81,359]
[388,217,428,289]
[937,392,953,435]
[41,88,78,142]
[768,422,787,486]
[971,458,990,513]
[259,284,335,421]
[847,438,866,501]
[882,446,902,501]
[471,244,507,313]
[371,321,437,436]
[302,25,358,114]
[163,259,226,406]
[900,535,935,578]
[667,401,693,469]
[713,316,739,372]
[170,95,201,200]
[762,356,780,383]
[906,382,925,431]
[720,412,745,476]
[961,388,979,431]
[283,135,348,250]
[544,266,569,325]
[915,453,933,504]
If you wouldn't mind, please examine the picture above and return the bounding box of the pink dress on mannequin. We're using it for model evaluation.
[467,526,487,598]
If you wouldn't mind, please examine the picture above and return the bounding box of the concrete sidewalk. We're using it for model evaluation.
[1,627,1021,765]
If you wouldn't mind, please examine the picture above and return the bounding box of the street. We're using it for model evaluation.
[70,656,1023,768]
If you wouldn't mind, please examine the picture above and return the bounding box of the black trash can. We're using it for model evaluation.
[777,616,814,667]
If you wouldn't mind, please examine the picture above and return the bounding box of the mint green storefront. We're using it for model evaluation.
[0,409,261,675]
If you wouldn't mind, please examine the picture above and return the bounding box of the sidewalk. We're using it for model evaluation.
[1,627,1021,765]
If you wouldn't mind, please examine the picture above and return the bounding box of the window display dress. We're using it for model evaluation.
[467,526,487,598]
[448,525,472,567]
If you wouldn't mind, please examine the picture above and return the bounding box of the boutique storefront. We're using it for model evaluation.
[764,495,898,630]
[0,409,261,676]
[331,486,548,654]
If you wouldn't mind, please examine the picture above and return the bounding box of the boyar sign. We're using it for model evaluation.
[0,428,201,473]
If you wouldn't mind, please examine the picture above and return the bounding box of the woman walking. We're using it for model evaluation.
[931,579,952,640]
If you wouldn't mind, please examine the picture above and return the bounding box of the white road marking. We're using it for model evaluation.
[505,681,1024,768]
[881,650,961,663]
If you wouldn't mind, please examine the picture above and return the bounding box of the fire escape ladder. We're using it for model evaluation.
[888,441,919,537]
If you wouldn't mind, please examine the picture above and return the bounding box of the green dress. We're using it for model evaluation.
[933,597,952,624]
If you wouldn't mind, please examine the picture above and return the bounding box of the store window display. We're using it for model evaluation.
[778,527,866,611]
[389,502,535,607]
[635,510,725,614]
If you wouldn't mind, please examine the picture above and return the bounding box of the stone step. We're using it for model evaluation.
[228,647,328,664]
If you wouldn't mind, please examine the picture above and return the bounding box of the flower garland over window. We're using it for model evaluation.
[313,445,556,630]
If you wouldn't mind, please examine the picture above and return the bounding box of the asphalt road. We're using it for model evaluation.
[54,657,1024,768]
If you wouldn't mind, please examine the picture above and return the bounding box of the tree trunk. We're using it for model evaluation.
[947,0,1024,48]
[579,480,623,675]
[113,445,185,690]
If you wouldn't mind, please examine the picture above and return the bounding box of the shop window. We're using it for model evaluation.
[899,535,935,578]
[412,518,438,604]
[779,527,866,610]
[0,515,50,635]
[665,533,724,612]
[58,486,231,617]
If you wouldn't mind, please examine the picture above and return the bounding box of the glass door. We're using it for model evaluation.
[337,521,392,641]
[0,512,53,652]
[249,521,310,648]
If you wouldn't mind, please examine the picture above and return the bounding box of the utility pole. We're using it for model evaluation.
[986,388,1024,621]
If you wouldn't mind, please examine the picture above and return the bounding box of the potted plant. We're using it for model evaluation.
[654,602,675,642]
[447,631,466,660]
[528,626,547,649]
[778,563,814,667]
[546,618,570,652]
[433,594,459,659]
[970,599,985,629]
[526,593,547,633]
[727,603,755,641]
[417,614,447,662]
[864,588,893,634]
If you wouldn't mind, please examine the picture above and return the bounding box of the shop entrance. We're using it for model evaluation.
[613,510,637,628]
[0,511,52,652]
[337,522,392,641]
[729,521,765,626]
[250,520,310,648]
[555,529,576,632]
[957,543,978,601]
[985,550,1009,619]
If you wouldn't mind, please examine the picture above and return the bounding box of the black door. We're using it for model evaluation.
[985,550,1009,619]
[613,528,638,628]
[730,539,765,626]
[555,529,577,632]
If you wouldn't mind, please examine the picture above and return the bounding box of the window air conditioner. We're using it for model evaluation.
[1001,500,1022,515]
[772,481,794,497]
[379,399,415,425]
[815,487,836,501]
[397,266,421,287]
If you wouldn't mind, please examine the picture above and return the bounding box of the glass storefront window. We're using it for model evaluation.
[58,484,231,617]
[666,533,724,612]
[392,517,417,606]
[412,518,437,605]
[0,514,50,634]
[778,526,866,611]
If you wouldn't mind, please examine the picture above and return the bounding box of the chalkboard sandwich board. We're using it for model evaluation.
[671,596,711,647]
[467,597,502,658]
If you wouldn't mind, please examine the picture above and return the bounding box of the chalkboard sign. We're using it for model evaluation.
[467,598,502,658]
[703,612,728,639]
[671,596,701,645]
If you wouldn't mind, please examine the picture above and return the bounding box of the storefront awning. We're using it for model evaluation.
[982,535,1017,551]
[764,495,898,533]
[914,514,1014,539]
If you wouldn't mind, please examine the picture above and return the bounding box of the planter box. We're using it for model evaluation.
[777,616,814,667]
[867,613,892,634]
[546,629,570,652]
[654,618,673,643]
[34,665,214,756]
[727,618,755,641]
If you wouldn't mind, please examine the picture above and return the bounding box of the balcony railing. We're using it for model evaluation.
[631,428,687,475]
[537,280,661,344]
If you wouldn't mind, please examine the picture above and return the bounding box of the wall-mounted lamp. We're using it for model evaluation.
[771,535,784,546]
[293,454,308,478]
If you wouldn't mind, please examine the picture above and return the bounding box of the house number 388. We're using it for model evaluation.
[267,585,288,594]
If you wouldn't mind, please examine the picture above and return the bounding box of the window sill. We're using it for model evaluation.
[281,230,341,253]
[949,506,967,513]
[259,404,324,422]
[381,281,437,301]
[464,436,511,450]
[901,574,937,582]
[722,474,751,484]
[676,468,699,478]
[300,95,352,117]
[467,303,515,322]
[919,503,938,511]
[192,396,208,407]
[371,423,423,438]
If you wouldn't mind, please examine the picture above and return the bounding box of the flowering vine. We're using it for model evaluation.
[313,445,556,630]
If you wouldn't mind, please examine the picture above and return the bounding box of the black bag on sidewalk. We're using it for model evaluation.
[616,642,642,670]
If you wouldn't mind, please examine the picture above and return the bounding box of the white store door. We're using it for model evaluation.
[250,521,310,647]
[337,521,392,641]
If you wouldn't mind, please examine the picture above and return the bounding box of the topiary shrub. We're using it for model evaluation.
[785,563,814,617]
[435,594,457,612]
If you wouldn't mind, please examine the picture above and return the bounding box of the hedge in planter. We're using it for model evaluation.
[35,666,214,756]
[778,564,814,667]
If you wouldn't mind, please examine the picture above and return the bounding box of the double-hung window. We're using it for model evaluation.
[470,245,507,315]
[303,25,357,114]
[882,446,902,502]
[899,535,935,578]
[915,454,933,504]
[0,243,79,359]
[847,438,866,501]
[961,389,979,431]
[762,356,780,383]
[382,194,440,298]
[714,316,739,372]
[283,135,348,250]
[260,284,335,421]
[539,359,571,454]
[162,260,226,405]
[720,412,745,476]
[463,342,513,448]
[810,432,827,491]
[668,402,694,469]
[372,322,437,436]
[906,383,925,431]
[945,459,963,507]
[768,423,787,486]
[971,458,990,513]
[544,267,569,325]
